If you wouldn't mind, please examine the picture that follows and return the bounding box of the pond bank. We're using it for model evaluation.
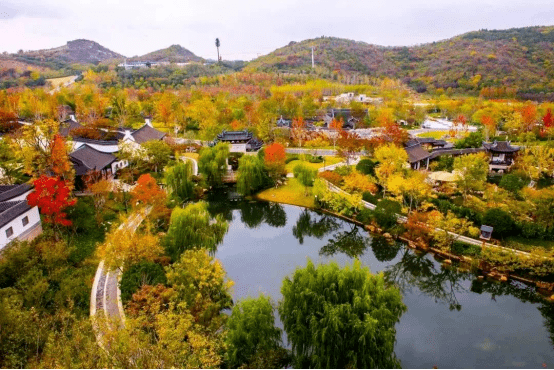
[253,184,554,299]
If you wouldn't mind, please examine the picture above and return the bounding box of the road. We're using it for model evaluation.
[90,206,151,348]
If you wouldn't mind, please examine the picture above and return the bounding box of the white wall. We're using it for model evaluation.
[0,206,41,250]
[111,160,129,174]
[73,141,120,153]
[229,143,247,153]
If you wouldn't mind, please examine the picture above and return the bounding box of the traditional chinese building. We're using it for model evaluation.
[482,141,520,172]
[212,130,263,153]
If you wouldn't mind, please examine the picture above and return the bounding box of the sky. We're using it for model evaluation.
[1,0,554,61]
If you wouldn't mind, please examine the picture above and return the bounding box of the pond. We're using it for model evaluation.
[207,194,554,368]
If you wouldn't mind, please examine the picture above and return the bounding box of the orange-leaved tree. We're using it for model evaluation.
[329,118,344,149]
[130,174,168,221]
[264,142,286,184]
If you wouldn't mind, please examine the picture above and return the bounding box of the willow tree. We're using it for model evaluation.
[279,259,406,369]
[164,161,194,203]
[198,143,229,187]
[165,201,228,260]
[236,155,267,196]
[226,295,289,368]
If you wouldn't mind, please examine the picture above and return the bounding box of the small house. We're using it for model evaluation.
[0,184,42,251]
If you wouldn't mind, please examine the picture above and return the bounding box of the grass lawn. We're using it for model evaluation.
[255,178,315,208]
[503,236,554,253]
[285,157,343,174]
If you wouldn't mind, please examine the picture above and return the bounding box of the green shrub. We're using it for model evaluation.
[499,174,527,193]
[334,165,352,176]
[285,154,299,164]
[362,191,379,204]
[373,200,401,230]
[452,241,482,257]
[356,159,377,176]
[482,208,515,239]
[307,155,324,163]
[120,261,167,304]
[355,208,373,224]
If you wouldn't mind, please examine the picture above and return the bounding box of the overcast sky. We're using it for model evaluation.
[1,0,554,61]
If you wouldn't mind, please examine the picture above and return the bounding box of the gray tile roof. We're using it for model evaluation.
[0,184,32,202]
[69,145,116,176]
[131,125,166,144]
[0,200,31,228]
[59,119,84,137]
[216,130,253,142]
[483,141,520,153]
[405,144,431,163]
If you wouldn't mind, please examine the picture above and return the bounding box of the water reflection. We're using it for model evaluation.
[371,236,402,262]
[209,198,554,366]
[292,209,340,244]
[319,226,370,258]
[206,190,287,228]
[384,249,467,311]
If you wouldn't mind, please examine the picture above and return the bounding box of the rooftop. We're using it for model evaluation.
[405,144,431,163]
[69,144,116,175]
[483,141,520,153]
[0,184,32,202]
[131,125,167,144]
[216,130,254,142]
[0,200,32,229]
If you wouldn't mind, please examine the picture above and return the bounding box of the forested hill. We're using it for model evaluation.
[131,44,203,63]
[20,39,124,64]
[246,26,554,97]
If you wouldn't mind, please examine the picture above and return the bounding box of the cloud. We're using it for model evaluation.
[1,0,553,60]
[0,0,64,20]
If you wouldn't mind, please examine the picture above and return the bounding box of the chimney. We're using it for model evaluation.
[145,116,152,127]
[70,114,76,121]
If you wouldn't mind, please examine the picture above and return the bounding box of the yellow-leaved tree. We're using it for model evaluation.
[374,143,408,195]
[97,222,164,269]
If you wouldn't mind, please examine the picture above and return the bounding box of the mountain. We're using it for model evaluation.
[21,39,124,64]
[132,45,203,63]
[246,26,554,96]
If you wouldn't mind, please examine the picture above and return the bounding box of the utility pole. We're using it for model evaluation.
[311,47,315,69]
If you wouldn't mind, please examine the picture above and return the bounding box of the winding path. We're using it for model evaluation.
[181,156,199,176]
[90,206,151,348]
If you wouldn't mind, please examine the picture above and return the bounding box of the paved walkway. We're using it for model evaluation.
[180,156,199,176]
[90,206,151,348]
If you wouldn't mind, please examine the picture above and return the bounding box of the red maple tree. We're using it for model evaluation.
[543,109,553,129]
[27,175,76,227]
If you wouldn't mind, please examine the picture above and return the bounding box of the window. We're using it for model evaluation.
[6,227,13,238]
[22,216,29,226]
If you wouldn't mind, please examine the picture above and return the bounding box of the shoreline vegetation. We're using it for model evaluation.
[253,177,554,300]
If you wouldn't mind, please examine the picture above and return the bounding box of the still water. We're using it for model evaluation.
[208,197,554,368]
